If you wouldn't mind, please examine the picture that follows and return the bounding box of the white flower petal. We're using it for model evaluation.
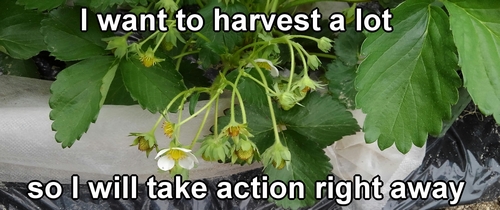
[157,156,175,171]
[172,147,192,153]
[254,58,269,63]
[178,157,195,170]
[247,59,280,77]
[187,152,199,165]
[155,148,171,159]
[269,66,279,77]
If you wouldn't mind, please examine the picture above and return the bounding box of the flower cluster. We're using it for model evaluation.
[124,26,334,179]
[221,121,260,164]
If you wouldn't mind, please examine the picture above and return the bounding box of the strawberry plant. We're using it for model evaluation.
[1,0,500,208]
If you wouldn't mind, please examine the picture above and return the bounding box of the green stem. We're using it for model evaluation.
[310,52,336,60]
[165,92,187,121]
[226,77,247,123]
[289,34,319,43]
[173,50,200,59]
[241,71,277,94]
[153,32,167,52]
[174,93,189,144]
[265,0,271,14]
[189,102,212,149]
[234,41,268,56]
[287,40,296,92]
[175,37,195,71]
[150,109,167,133]
[234,86,246,123]
[251,60,282,144]
[179,94,218,126]
[146,2,155,11]
[195,0,204,8]
[270,0,280,13]
[165,87,208,114]
[195,32,210,42]
[139,31,160,46]
[293,42,308,75]
[233,72,246,123]
[213,94,220,138]
[229,80,237,122]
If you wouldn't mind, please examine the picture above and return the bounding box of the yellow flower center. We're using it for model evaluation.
[227,126,240,137]
[163,121,174,138]
[167,149,187,161]
[140,55,155,67]
[272,159,286,170]
[302,86,310,93]
[255,61,272,71]
[138,137,149,151]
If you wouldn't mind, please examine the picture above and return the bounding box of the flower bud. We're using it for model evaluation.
[261,142,291,170]
[278,91,299,110]
[307,55,322,70]
[318,37,334,53]
[129,132,157,157]
[294,74,325,93]
[270,83,301,110]
[197,135,231,162]
[102,34,130,58]
[231,137,260,165]
[222,122,253,139]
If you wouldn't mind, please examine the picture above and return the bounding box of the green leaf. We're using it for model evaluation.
[49,56,118,148]
[443,0,500,123]
[226,68,273,108]
[355,0,461,153]
[333,26,365,66]
[326,26,365,109]
[326,61,357,109]
[439,87,471,137]
[198,42,222,69]
[41,7,112,61]
[198,0,248,51]
[0,1,46,59]
[90,0,147,10]
[104,67,137,105]
[16,0,65,10]
[265,130,333,209]
[178,60,211,88]
[120,58,186,113]
[279,93,360,148]
[379,0,405,8]
[189,92,200,115]
[0,53,39,78]
[73,0,92,7]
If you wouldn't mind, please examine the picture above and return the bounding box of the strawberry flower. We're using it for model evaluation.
[155,147,199,171]
[138,47,165,67]
[247,58,280,77]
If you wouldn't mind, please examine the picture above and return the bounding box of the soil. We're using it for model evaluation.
[444,198,500,210]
